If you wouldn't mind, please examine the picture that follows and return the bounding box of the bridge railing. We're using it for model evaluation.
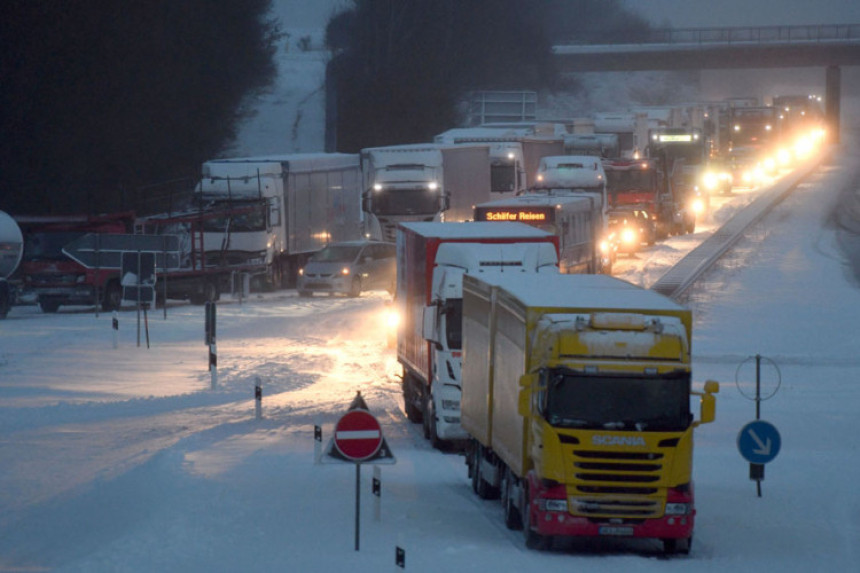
[567,24,860,46]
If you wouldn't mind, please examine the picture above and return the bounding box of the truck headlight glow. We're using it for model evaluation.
[665,503,690,515]
[341,267,350,276]
[428,182,438,191]
[691,198,705,214]
[621,228,636,244]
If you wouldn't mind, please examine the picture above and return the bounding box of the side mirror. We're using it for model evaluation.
[693,380,720,426]
[422,305,439,346]
[517,373,538,417]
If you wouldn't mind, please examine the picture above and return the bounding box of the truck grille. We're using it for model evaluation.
[568,448,666,518]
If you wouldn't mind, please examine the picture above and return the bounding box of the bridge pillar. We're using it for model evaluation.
[825,65,841,144]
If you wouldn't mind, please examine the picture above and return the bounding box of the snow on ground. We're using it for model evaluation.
[1,135,859,571]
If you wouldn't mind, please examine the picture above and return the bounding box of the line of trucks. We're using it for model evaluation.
[4,106,714,315]
[394,220,719,553]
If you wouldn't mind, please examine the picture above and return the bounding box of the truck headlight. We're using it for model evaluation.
[691,198,705,214]
[541,499,568,512]
[621,228,636,244]
[665,503,691,515]
[441,399,460,411]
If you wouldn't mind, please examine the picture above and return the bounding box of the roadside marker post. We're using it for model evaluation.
[112,311,119,349]
[255,377,263,419]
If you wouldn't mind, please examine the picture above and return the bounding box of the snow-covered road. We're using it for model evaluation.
[2,145,859,571]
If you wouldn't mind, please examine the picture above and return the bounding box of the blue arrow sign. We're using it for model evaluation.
[737,420,781,464]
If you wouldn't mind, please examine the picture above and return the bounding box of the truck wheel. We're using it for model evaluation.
[39,298,61,313]
[421,394,432,440]
[191,281,219,305]
[662,536,691,555]
[0,282,10,319]
[348,277,361,298]
[101,280,122,311]
[523,481,551,550]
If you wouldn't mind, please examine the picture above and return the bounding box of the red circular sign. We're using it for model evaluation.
[334,409,383,461]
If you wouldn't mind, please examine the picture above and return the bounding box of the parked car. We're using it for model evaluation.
[297,240,396,297]
[607,207,657,253]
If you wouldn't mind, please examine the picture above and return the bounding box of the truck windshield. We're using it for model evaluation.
[659,145,704,166]
[490,164,516,193]
[605,170,654,193]
[544,369,691,432]
[443,298,462,350]
[202,205,266,233]
[22,232,85,262]
[371,189,439,216]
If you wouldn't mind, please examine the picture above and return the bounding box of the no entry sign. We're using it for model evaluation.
[334,410,383,462]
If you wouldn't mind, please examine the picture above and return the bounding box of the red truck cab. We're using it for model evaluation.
[16,212,134,313]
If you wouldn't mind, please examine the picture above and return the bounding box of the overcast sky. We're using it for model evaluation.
[621,0,860,28]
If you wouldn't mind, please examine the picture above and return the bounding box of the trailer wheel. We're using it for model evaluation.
[472,444,497,500]
[403,374,423,423]
[502,469,522,530]
[101,280,122,311]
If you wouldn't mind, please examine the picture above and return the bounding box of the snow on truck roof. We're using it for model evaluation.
[468,273,687,313]
[399,221,553,239]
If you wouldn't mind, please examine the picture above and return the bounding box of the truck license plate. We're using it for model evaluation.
[599,526,634,536]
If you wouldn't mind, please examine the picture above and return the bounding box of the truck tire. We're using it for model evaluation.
[472,443,498,500]
[0,282,10,319]
[522,481,552,550]
[101,280,122,311]
[662,536,692,555]
[39,297,61,313]
[190,281,219,305]
[422,394,443,449]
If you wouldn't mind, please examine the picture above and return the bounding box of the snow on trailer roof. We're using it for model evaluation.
[399,221,553,239]
[202,153,359,177]
[475,193,594,209]
[472,273,687,313]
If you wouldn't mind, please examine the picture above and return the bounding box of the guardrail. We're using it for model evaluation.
[650,151,828,301]
[563,24,860,47]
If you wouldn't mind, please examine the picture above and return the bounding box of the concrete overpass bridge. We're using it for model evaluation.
[553,24,860,141]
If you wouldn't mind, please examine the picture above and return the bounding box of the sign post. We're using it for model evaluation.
[735,354,782,496]
[321,392,396,551]
[737,419,781,497]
